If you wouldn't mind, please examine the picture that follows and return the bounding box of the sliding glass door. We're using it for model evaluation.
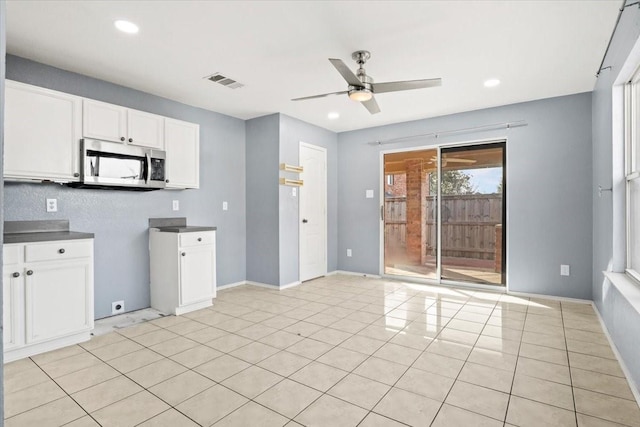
[383,141,506,286]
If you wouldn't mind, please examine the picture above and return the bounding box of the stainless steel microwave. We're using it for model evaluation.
[70,139,166,191]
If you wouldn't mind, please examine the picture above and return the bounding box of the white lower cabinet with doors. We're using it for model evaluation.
[149,229,216,315]
[3,239,94,362]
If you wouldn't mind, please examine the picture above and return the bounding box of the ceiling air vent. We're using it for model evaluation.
[205,72,244,89]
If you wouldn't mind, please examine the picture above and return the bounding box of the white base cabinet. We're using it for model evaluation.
[3,239,94,363]
[149,230,216,315]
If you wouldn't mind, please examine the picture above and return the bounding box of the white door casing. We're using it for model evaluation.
[299,142,327,282]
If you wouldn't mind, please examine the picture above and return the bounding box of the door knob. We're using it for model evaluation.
[302,219,308,223]
[128,138,133,143]
[26,270,33,276]
[12,272,19,278]
[181,252,186,256]
[58,248,65,254]
[120,137,125,141]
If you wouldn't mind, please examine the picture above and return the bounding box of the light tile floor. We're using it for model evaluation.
[4,274,640,426]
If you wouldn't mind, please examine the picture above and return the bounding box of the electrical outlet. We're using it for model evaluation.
[172,200,179,211]
[347,249,352,257]
[222,201,228,211]
[111,300,125,315]
[46,198,57,212]
[560,264,570,276]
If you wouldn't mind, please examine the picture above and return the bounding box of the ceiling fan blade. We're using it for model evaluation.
[291,91,348,101]
[329,58,363,87]
[362,96,381,114]
[372,78,442,94]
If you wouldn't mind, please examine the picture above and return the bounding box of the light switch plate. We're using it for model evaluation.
[365,190,374,198]
[347,249,352,257]
[46,198,57,212]
[172,200,179,211]
[560,264,570,276]
[292,188,297,197]
[222,201,228,211]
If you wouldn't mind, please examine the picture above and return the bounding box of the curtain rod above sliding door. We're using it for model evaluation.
[367,120,528,146]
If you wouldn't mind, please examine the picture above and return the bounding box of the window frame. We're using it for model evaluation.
[625,69,640,282]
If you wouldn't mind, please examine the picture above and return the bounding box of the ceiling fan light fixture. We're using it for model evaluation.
[348,88,372,102]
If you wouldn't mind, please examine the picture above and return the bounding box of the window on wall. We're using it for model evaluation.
[626,68,640,281]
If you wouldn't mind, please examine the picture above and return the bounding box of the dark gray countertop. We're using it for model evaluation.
[4,231,95,244]
[153,226,216,233]
[149,217,215,233]
[4,220,94,244]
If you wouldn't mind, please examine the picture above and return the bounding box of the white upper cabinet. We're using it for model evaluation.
[127,109,164,149]
[82,99,127,143]
[4,80,82,182]
[5,81,199,189]
[83,99,164,149]
[164,118,200,189]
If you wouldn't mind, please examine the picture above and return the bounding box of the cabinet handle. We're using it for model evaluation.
[73,172,80,177]
[58,248,66,254]
[165,179,170,183]
[26,270,33,276]
[128,138,133,143]
[197,238,202,242]
[181,252,186,256]
[12,272,19,278]
[120,137,125,142]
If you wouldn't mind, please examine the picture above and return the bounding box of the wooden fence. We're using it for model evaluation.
[384,194,502,260]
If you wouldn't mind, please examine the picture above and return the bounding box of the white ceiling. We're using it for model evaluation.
[6,1,619,133]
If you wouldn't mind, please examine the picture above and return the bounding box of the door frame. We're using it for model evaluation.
[299,141,328,282]
[379,137,508,291]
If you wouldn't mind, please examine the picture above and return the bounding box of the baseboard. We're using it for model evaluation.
[591,302,640,405]
[217,281,247,291]
[245,280,279,289]
[332,270,382,279]
[506,290,592,305]
[280,281,302,290]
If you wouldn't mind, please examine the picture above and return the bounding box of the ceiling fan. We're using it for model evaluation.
[291,50,442,115]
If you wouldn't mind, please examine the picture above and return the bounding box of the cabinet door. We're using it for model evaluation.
[3,269,23,350]
[83,99,127,143]
[25,261,93,344]
[179,246,214,306]
[164,118,200,189]
[128,109,164,149]
[4,81,82,181]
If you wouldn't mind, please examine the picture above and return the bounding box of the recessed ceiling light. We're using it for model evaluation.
[114,20,139,34]
[484,79,500,88]
[327,112,340,120]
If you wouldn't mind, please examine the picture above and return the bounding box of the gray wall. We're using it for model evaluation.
[245,113,339,287]
[245,114,280,286]
[5,55,247,319]
[1,0,6,421]
[337,93,593,300]
[592,6,640,392]
[279,114,338,285]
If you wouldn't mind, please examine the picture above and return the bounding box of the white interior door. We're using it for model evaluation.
[299,142,327,282]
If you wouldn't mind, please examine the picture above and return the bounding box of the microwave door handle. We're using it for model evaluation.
[144,153,151,184]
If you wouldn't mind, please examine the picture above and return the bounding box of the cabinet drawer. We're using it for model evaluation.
[3,245,22,266]
[25,240,92,263]
[179,232,214,247]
